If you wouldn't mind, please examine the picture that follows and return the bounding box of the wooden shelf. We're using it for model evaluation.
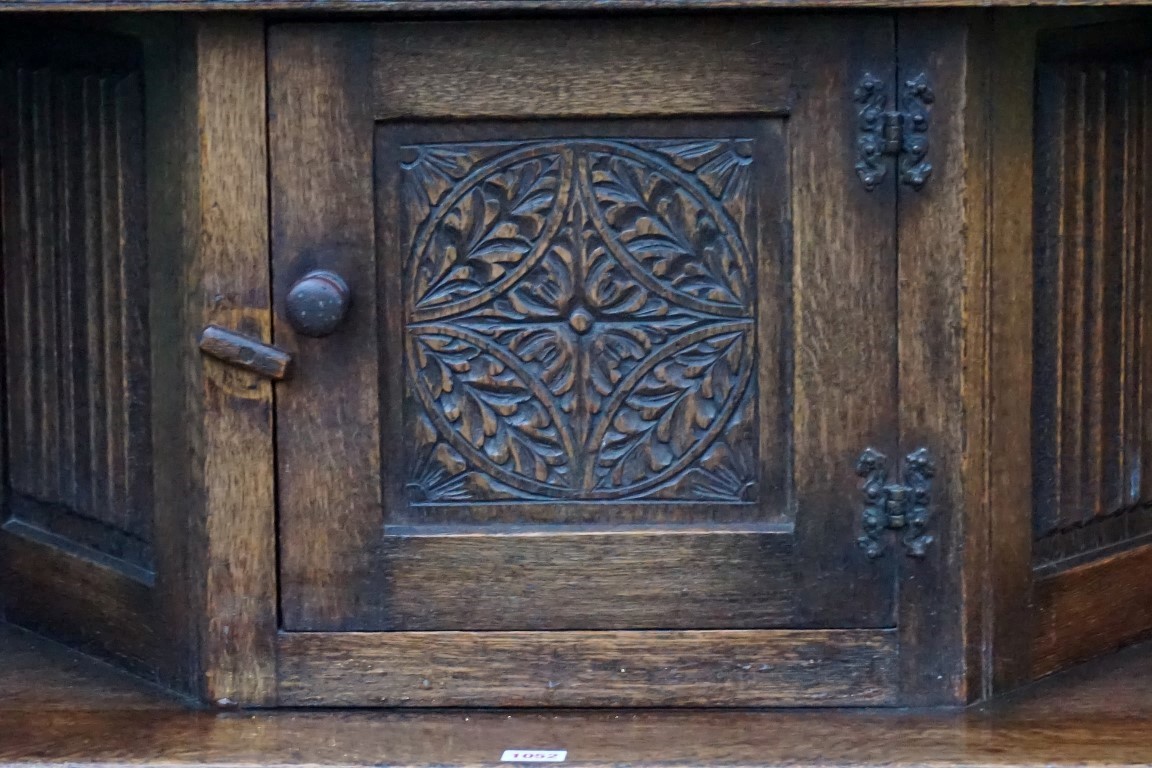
[4,622,1152,767]
[0,1,1148,12]
[0,624,186,712]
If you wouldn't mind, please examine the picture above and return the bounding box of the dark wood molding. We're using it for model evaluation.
[1031,21,1152,566]
[985,10,1042,697]
[894,10,991,706]
[4,0,1152,11]
[147,17,279,706]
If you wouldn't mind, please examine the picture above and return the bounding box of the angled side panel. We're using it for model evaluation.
[1030,21,1152,678]
[0,29,159,670]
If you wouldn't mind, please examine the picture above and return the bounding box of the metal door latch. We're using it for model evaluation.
[199,325,293,381]
[854,73,934,191]
[856,447,935,559]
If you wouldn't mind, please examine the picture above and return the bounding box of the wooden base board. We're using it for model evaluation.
[278,629,898,707]
[1032,542,1152,678]
[6,623,1152,767]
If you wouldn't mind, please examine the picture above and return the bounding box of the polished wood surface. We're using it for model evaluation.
[0,624,184,710]
[4,622,1152,766]
[1,0,1152,12]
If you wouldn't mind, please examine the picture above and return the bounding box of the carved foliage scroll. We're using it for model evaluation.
[402,139,759,504]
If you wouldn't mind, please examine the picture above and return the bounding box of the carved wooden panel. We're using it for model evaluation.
[1,52,152,567]
[1033,53,1152,567]
[274,19,901,636]
[401,138,758,506]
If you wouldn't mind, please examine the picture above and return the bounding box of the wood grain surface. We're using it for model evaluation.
[0,26,163,676]
[894,12,990,705]
[1032,542,1152,678]
[191,19,279,706]
[0,522,157,666]
[3,0,1152,11]
[0,624,185,710]
[1031,23,1152,566]
[277,629,899,706]
[369,19,794,120]
[4,623,1152,766]
[140,15,278,703]
[0,44,153,555]
[992,12,1152,690]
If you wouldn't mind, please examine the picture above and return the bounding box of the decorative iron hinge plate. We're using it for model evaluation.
[856,447,936,559]
[854,73,934,192]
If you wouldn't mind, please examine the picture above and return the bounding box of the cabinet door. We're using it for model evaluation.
[270,16,901,706]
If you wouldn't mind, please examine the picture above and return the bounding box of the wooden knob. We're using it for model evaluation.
[285,270,351,337]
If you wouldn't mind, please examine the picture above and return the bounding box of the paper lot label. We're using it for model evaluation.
[501,750,567,763]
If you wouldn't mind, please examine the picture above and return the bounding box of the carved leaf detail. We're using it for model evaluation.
[411,152,566,312]
[642,386,758,501]
[411,330,572,489]
[401,146,479,214]
[503,326,579,399]
[594,327,752,492]
[585,232,674,320]
[587,151,750,312]
[651,140,754,206]
[495,245,575,321]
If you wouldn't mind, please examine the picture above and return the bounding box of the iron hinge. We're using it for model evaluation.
[856,447,936,559]
[854,73,934,192]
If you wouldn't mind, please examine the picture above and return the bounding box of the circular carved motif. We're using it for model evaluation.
[404,139,757,502]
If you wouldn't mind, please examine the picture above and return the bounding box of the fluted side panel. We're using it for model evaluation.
[1,60,152,564]
[1033,56,1152,566]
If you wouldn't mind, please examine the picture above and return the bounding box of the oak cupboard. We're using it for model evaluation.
[1,5,1151,708]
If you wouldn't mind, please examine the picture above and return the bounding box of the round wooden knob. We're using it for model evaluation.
[285,270,351,337]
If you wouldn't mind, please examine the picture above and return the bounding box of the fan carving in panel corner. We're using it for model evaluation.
[402,138,760,505]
